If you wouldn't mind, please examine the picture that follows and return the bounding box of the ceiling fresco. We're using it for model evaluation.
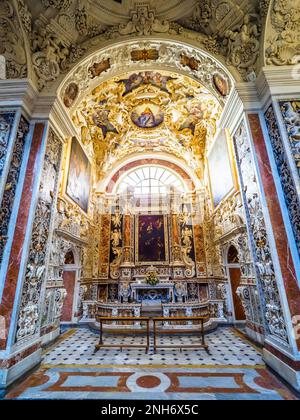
[73,70,222,181]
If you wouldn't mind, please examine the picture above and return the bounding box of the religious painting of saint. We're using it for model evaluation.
[93,108,118,139]
[66,137,91,213]
[213,73,230,97]
[63,82,79,108]
[131,103,164,129]
[136,215,168,264]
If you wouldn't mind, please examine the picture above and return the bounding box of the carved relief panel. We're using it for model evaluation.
[265,104,300,256]
[233,120,289,345]
[0,116,29,265]
[15,129,63,343]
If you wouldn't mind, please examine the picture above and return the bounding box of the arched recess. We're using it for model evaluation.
[61,247,81,324]
[224,244,246,323]
[104,157,197,194]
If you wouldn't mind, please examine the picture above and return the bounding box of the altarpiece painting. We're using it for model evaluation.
[136,215,169,265]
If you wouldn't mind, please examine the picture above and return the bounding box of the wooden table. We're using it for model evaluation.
[153,316,209,353]
[94,316,151,353]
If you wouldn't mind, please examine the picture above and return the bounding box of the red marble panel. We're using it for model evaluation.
[0,342,41,369]
[248,114,300,351]
[61,271,76,322]
[0,123,46,350]
[265,343,300,370]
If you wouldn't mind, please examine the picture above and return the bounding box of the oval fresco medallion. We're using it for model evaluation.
[213,74,229,97]
[64,82,79,108]
[131,103,164,129]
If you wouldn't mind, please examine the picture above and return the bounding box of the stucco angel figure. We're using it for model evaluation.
[111,229,122,247]
[182,226,193,248]
[112,213,122,228]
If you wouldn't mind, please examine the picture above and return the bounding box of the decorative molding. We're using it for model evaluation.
[55,229,88,246]
[0,79,38,115]
[59,40,233,109]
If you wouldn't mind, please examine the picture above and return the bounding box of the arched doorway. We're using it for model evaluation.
[61,250,80,324]
[226,245,246,322]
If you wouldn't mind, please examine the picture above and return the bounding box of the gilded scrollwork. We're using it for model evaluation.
[72,71,221,182]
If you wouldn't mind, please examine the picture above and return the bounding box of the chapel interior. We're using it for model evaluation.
[0,0,300,401]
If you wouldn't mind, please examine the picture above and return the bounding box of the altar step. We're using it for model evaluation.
[141,302,163,318]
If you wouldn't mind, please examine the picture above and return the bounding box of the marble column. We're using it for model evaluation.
[0,121,48,389]
[231,70,300,390]
[122,214,134,266]
[246,113,300,388]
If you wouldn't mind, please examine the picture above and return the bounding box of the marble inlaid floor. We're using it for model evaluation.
[4,328,298,400]
[42,328,263,367]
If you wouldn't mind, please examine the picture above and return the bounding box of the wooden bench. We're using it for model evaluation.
[153,316,209,353]
[94,316,151,353]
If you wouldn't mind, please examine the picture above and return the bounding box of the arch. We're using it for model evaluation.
[57,38,236,113]
[105,157,196,193]
[227,245,240,264]
[62,246,81,269]
[61,246,81,324]
[224,242,245,322]
[64,250,75,265]
[115,164,187,195]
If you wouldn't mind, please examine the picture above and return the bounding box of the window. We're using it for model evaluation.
[117,166,186,196]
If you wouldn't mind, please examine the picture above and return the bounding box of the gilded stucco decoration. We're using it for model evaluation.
[72,71,222,181]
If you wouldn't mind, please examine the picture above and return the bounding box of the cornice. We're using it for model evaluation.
[257,66,300,107]
[0,79,38,115]
[55,229,88,247]
[34,96,78,140]
[235,82,261,111]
